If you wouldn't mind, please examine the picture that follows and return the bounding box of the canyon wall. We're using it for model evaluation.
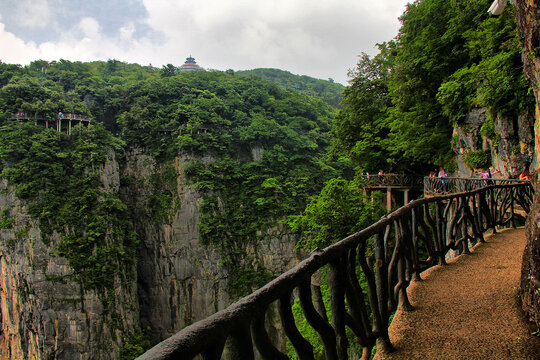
[516,0,540,329]
[123,150,302,344]
[453,107,535,177]
[0,149,301,358]
[0,154,139,359]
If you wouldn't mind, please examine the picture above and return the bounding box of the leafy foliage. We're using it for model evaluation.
[331,50,393,173]
[337,0,533,174]
[0,122,135,294]
[0,59,342,299]
[119,328,151,360]
[437,6,534,122]
[289,177,383,250]
[236,68,345,108]
[464,149,492,170]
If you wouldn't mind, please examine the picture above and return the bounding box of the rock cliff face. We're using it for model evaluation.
[515,0,540,329]
[0,154,139,359]
[122,150,301,344]
[453,107,535,177]
[0,149,301,358]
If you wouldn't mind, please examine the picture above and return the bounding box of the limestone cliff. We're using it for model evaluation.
[0,148,302,358]
[515,0,540,329]
[453,107,535,177]
[0,153,139,360]
[122,150,301,344]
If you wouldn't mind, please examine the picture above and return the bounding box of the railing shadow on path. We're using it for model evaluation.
[137,182,534,360]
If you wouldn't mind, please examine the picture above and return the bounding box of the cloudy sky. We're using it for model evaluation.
[0,0,410,84]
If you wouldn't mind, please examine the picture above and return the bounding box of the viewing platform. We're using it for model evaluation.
[9,112,92,135]
[361,174,423,211]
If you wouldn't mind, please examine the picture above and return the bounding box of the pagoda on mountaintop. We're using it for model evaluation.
[179,56,204,71]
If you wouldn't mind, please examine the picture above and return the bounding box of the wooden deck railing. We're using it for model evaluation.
[9,113,92,121]
[362,174,423,188]
[8,112,92,135]
[137,183,534,360]
[423,176,529,196]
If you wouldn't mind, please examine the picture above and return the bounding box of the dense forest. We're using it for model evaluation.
[0,61,344,295]
[0,0,534,358]
[236,68,345,108]
[331,0,533,174]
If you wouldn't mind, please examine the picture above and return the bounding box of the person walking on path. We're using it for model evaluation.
[476,167,498,185]
[438,167,448,193]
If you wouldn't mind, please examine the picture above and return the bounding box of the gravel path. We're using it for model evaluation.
[375,228,540,360]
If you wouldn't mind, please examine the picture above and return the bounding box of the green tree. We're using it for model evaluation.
[386,0,494,169]
[437,6,534,122]
[289,177,382,250]
[161,64,178,77]
[331,50,392,172]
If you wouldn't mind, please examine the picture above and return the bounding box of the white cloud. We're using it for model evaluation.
[0,0,411,84]
[139,0,410,83]
[78,17,101,38]
[0,23,40,61]
[119,22,136,40]
[14,0,52,29]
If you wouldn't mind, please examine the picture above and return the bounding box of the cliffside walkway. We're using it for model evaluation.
[8,112,91,135]
[137,183,535,360]
[376,227,540,360]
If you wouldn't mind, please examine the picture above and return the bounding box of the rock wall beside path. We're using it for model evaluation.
[516,0,540,329]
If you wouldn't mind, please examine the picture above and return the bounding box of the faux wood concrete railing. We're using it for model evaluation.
[423,176,528,196]
[362,173,423,188]
[8,113,92,135]
[137,183,534,360]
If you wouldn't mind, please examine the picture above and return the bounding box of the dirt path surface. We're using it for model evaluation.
[375,228,540,360]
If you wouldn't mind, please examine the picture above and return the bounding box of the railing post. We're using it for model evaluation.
[344,247,374,357]
[460,196,471,255]
[510,188,516,228]
[252,310,288,360]
[435,202,446,265]
[201,339,226,360]
[328,260,349,360]
[373,231,394,353]
[387,187,392,212]
[228,322,255,360]
[279,293,314,360]
[299,280,338,360]
[410,207,422,281]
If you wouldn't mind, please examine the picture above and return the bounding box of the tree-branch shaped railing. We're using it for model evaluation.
[362,174,423,188]
[137,183,534,360]
[423,176,528,196]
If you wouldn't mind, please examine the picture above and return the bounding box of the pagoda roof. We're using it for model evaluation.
[179,56,203,71]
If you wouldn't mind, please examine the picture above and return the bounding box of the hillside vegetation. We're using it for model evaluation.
[236,68,345,107]
[331,0,533,175]
[0,61,344,297]
[0,0,531,304]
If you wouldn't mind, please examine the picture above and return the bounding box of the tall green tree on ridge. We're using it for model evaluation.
[386,0,495,169]
[331,49,393,173]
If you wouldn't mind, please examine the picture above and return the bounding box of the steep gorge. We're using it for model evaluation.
[0,154,139,359]
[0,67,336,358]
[0,147,303,359]
[123,150,302,344]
